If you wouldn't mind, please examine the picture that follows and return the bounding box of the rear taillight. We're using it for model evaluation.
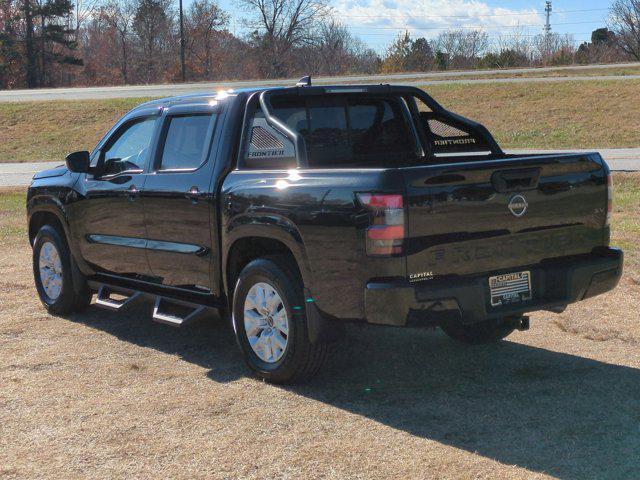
[606,173,613,226]
[357,193,405,256]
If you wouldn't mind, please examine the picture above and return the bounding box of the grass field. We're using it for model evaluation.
[1,176,639,479]
[1,79,639,162]
[422,80,640,150]
[0,98,151,163]
[392,64,640,83]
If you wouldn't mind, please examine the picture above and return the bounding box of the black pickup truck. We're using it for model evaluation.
[27,80,623,383]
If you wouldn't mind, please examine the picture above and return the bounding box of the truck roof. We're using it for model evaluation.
[132,84,405,112]
[132,86,283,111]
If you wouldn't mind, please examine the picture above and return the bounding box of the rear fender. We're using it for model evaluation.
[223,221,334,343]
[223,220,312,294]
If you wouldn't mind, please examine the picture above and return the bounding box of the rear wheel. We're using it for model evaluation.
[32,225,92,314]
[441,316,519,344]
[231,255,329,384]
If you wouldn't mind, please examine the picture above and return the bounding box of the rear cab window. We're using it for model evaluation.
[240,89,500,170]
[242,94,422,169]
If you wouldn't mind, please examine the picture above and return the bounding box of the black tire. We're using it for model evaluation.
[441,316,518,344]
[231,255,329,384]
[32,225,92,315]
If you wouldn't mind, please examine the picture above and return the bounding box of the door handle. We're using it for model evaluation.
[127,185,139,201]
[185,186,206,204]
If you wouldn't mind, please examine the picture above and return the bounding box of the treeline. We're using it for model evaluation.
[381,28,629,73]
[0,0,639,89]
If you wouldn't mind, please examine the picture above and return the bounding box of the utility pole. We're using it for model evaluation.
[544,1,552,36]
[179,0,186,82]
[544,1,552,62]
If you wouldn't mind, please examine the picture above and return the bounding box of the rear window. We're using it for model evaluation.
[271,95,420,168]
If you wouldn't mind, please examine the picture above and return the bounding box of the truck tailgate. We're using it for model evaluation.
[402,153,608,279]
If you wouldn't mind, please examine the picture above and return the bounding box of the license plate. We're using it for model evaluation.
[489,271,532,307]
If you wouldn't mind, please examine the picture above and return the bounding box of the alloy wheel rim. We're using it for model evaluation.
[243,282,289,363]
[39,241,63,301]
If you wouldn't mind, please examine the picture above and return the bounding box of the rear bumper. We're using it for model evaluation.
[365,247,623,327]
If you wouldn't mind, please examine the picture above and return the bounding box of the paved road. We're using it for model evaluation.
[0,161,61,187]
[1,148,637,187]
[1,62,639,102]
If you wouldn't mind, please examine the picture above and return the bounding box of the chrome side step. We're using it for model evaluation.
[95,285,143,311]
[152,297,208,327]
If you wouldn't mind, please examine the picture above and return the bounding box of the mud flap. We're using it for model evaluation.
[304,288,339,344]
[70,252,91,297]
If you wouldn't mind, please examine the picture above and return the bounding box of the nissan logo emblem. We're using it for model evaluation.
[508,194,528,217]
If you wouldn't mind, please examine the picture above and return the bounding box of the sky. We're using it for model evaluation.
[184,0,613,52]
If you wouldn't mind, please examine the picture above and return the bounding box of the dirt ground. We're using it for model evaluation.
[1,177,639,479]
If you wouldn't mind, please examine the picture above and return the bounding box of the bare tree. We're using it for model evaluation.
[433,29,489,69]
[495,26,533,66]
[349,38,380,74]
[184,0,228,79]
[99,0,135,83]
[75,0,100,30]
[237,0,330,77]
[133,0,175,83]
[314,20,366,75]
[609,0,640,60]
[532,32,575,65]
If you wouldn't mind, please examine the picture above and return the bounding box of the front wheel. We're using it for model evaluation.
[231,255,329,384]
[32,225,91,314]
[441,316,519,344]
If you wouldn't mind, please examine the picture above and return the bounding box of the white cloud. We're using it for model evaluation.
[332,0,544,45]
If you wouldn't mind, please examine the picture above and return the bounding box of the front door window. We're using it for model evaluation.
[101,117,157,177]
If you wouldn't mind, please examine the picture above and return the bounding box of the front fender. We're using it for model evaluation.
[28,194,72,242]
[27,181,93,276]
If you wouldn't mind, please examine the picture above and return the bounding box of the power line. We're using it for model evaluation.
[353,31,595,38]
[333,7,608,20]
[345,20,604,32]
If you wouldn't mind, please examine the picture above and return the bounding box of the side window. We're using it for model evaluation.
[242,106,297,170]
[158,114,215,171]
[102,117,157,176]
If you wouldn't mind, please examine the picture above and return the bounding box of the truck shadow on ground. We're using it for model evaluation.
[70,302,640,480]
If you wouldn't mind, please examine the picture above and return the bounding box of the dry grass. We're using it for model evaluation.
[610,173,640,269]
[0,187,26,244]
[0,98,151,163]
[1,177,639,479]
[1,79,640,163]
[422,80,640,150]
[392,64,640,83]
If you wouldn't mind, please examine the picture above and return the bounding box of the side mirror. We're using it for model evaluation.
[65,151,90,173]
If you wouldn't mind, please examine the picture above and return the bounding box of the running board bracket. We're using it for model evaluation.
[95,285,143,311]
[152,297,207,327]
